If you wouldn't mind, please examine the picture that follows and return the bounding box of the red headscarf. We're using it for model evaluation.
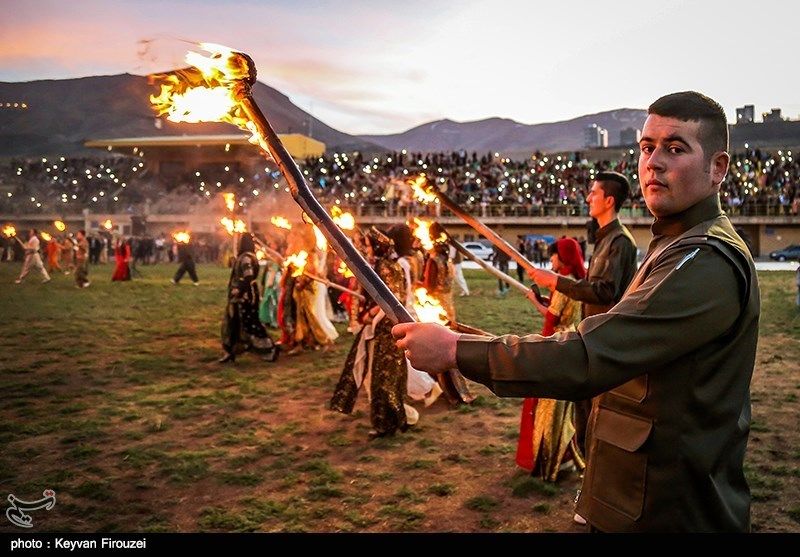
[552,237,586,279]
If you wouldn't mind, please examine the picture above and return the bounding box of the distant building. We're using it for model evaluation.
[619,127,641,146]
[763,109,784,123]
[585,124,608,148]
[736,105,755,124]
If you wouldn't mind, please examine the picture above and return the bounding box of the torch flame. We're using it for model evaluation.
[3,225,17,237]
[331,206,355,230]
[40,232,52,242]
[256,249,266,261]
[338,261,354,278]
[54,220,66,232]
[222,192,236,212]
[284,250,309,277]
[313,225,328,251]
[410,175,437,204]
[173,231,191,244]
[149,43,263,147]
[270,216,292,230]
[412,218,446,251]
[102,219,113,231]
[413,288,448,325]
[220,217,247,235]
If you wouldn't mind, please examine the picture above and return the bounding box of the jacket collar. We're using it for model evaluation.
[595,219,622,244]
[651,193,723,238]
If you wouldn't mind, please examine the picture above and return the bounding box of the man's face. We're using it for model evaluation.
[638,114,728,218]
[587,181,613,219]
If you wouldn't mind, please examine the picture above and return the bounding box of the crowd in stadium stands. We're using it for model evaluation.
[1,148,797,217]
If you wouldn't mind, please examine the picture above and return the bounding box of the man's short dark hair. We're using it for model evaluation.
[648,91,729,159]
[78,229,86,236]
[594,171,630,212]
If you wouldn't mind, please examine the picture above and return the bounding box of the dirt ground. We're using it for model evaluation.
[0,266,797,533]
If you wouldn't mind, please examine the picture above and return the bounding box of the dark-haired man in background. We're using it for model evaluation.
[394,91,760,532]
[529,172,638,449]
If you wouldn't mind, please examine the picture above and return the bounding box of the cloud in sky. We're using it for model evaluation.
[1,0,798,135]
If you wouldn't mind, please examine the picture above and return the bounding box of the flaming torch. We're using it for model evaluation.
[274,249,363,300]
[222,192,236,212]
[3,225,24,247]
[172,231,191,244]
[54,220,67,232]
[40,232,52,242]
[270,216,292,230]
[149,43,410,323]
[220,217,247,235]
[412,176,537,276]
[412,218,446,251]
[331,206,355,231]
[338,261,354,278]
[414,287,493,336]
[102,219,114,231]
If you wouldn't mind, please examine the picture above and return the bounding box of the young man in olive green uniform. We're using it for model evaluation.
[530,172,638,446]
[394,91,760,532]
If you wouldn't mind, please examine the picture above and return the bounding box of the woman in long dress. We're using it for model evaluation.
[111,237,131,281]
[516,237,586,481]
[219,233,279,363]
[330,229,412,437]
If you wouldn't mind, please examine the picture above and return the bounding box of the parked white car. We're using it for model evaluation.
[461,242,494,261]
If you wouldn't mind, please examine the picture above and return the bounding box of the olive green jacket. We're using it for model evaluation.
[556,219,638,318]
[457,194,759,532]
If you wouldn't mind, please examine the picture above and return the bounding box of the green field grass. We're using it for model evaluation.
[0,262,798,532]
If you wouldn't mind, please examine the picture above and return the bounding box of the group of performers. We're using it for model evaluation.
[216,218,482,438]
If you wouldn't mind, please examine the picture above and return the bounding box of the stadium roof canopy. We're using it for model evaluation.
[84,133,325,160]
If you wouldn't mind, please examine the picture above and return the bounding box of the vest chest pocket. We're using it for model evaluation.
[590,408,652,521]
[589,255,608,279]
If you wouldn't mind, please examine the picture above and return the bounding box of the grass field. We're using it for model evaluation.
[0,262,798,532]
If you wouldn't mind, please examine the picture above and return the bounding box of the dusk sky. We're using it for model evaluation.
[1,0,797,135]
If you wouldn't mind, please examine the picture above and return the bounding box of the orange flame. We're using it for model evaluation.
[149,43,264,148]
[313,225,327,251]
[270,216,292,230]
[3,225,16,237]
[102,219,113,231]
[338,261,354,278]
[222,192,236,212]
[220,217,247,235]
[284,250,309,277]
[410,175,437,204]
[413,288,448,324]
[54,220,66,232]
[412,218,446,251]
[331,206,355,230]
[40,232,52,242]
[173,231,191,244]
[256,249,266,261]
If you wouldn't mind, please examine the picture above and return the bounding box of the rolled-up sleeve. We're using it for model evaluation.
[456,245,742,401]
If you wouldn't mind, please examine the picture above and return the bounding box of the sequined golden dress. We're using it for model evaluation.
[330,256,408,436]
[516,285,585,481]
